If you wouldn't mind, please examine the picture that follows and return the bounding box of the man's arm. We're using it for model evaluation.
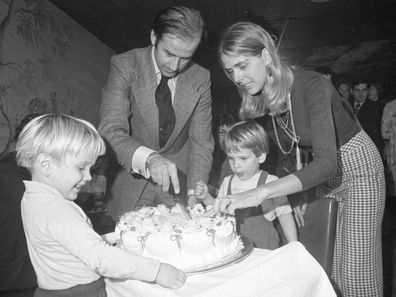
[99,55,180,193]
[98,55,143,173]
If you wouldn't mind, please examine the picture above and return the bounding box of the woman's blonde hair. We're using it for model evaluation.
[218,22,294,117]
[224,120,269,156]
[16,114,106,168]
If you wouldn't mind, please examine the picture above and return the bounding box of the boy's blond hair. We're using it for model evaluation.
[16,114,105,169]
[224,120,269,157]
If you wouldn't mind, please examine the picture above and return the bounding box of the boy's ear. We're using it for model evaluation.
[258,153,267,164]
[36,153,53,177]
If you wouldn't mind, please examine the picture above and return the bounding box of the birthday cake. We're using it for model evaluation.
[115,204,244,272]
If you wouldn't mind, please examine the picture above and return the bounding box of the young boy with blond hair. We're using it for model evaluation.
[16,114,185,297]
[195,120,297,249]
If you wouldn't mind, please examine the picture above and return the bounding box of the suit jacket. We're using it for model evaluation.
[349,98,384,152]
[99,46,214,219]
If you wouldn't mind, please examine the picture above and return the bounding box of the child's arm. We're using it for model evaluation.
[278,213,298,243]
[193,180,215,206]
[50,205,183,285]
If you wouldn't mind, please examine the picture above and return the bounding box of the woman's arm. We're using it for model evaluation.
[215,174,302,214]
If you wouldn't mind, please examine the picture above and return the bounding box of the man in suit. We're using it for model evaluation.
[99,6,214,219]
[349,79,384,152]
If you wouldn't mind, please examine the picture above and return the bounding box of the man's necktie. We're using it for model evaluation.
[354,103,361,114]
[155,76,175,148]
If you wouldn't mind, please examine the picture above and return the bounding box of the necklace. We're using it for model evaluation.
[272,93,302,170]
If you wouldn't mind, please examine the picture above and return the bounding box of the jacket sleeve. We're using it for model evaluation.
[98,55,143,173]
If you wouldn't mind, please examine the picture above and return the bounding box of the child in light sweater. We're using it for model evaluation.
[16,114,185,297]
[195,120,297,249]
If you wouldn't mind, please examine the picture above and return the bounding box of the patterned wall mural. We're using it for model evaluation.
[0,0,114,158]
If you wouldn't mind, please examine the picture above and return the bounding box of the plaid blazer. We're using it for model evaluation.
[99,46,214,218]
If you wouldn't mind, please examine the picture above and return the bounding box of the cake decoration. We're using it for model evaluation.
[115,203,244,271]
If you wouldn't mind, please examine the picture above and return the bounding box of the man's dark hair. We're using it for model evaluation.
[352,78,369,88]
[152,6,206,44]
[336,79,351,89]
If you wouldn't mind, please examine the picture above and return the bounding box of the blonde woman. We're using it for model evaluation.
[216,22,385,297]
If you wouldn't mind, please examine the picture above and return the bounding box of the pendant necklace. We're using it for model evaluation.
[271,93,302,170]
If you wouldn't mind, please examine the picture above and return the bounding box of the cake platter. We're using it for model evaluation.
[184,236,254,275]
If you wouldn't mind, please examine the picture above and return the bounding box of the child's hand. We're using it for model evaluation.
[155,263,186,289]
[187,194,197,207]
[194,180,208,201]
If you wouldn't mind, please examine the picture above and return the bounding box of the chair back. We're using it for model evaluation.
[298,197,338,276]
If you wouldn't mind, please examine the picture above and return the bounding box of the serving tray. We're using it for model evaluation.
[184,236,254,275]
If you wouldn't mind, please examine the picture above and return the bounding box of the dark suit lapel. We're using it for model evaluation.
[357,100,370,121]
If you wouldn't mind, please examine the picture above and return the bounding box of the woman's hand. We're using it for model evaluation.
[214,187,268,215]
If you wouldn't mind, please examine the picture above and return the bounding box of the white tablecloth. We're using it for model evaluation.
[106,241,336,297]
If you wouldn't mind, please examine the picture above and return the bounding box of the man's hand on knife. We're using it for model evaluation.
[146,153,180,193]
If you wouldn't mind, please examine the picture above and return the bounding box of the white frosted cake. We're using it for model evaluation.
[115,204,244,271]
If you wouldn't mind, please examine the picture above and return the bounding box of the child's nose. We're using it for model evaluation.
[84,170,92,181]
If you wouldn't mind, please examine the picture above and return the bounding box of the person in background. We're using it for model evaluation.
[349,79,385,152]
[99,6,214,219]
[0,113,41,293]
[336,80,352,102]
[216,21,385,297]
[16,114,186,297]
[368,83,385,105]
[218,112,236,151]
[195,121,297,249]
[208,112,236,189]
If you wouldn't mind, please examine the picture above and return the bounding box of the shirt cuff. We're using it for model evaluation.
[274,205,293,217]
[132,146,157,178]
[139,258,161,282]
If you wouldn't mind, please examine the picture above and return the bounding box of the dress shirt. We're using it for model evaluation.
[354,101,364,113]
[21,181,160,290]
[218,171,292,220]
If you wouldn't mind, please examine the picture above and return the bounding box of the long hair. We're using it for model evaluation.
[218,22,294,118]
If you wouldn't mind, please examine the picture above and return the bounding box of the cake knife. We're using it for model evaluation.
[174,194,193,220]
